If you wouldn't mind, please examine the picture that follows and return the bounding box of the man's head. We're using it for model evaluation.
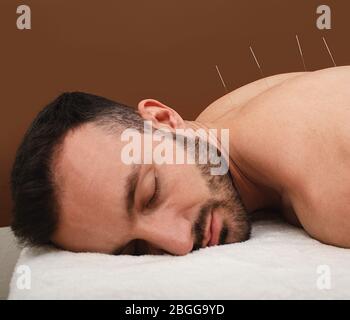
[11,92,251,255]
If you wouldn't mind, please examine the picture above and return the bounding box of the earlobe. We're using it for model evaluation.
[137,99,185,130]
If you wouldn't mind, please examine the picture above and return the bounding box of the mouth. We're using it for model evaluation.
[203,210,221,247]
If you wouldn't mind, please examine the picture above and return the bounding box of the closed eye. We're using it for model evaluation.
[144,170,160,210]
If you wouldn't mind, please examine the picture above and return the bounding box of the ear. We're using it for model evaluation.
[137,99,185,130]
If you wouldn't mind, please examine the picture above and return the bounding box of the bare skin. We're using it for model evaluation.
[197,66,350,248]
[52,66,350,255]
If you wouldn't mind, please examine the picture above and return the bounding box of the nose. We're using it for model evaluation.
[135,213,194,256]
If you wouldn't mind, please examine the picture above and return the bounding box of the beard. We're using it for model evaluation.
[191,167,252,250]
[185,134,252,250]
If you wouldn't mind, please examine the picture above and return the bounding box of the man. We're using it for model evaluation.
[11,66,350,256]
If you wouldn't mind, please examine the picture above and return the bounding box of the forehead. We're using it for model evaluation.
[52,123,132,253]
[57,123,124,180]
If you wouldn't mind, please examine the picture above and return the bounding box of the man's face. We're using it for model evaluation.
[52,122,250,255]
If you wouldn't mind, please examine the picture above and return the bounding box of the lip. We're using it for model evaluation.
[208,211,221,246]
[202,210,221,248]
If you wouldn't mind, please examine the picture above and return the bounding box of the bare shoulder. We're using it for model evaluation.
[196,71,307,123]
[198,66,350,123]
[229,66,350,248]
[229,66,350,179]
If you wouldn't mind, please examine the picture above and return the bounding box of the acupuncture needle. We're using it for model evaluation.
[214,64,235,121]
[249,45,270,88]
[322,36,337,67]
[295,34,307,71]
[215,65,229,94]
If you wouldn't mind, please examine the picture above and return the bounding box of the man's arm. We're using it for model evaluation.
[197,72,307,122]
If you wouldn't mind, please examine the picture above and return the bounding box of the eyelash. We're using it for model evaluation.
[145,173,160,209]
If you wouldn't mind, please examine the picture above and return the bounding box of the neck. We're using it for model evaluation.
[184,120,281,214]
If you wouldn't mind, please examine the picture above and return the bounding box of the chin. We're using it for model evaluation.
[221,217,252,245]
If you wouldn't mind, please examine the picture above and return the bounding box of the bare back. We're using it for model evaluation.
[200,66,350,248]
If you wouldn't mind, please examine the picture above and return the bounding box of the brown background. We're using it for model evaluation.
[0,0,348,227]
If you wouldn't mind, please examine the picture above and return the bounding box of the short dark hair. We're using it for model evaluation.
[11,92,144,247]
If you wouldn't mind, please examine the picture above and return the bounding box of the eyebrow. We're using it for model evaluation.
[126,165,141,217]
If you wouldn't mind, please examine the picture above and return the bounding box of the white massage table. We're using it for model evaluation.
[8,216,350,299]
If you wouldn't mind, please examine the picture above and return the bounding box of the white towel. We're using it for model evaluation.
[8,217,350,299]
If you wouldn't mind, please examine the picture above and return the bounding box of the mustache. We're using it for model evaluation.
[192,200,222,251]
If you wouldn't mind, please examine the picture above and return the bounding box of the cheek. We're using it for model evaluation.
[165,165,210,195]
[169,178,211,207]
